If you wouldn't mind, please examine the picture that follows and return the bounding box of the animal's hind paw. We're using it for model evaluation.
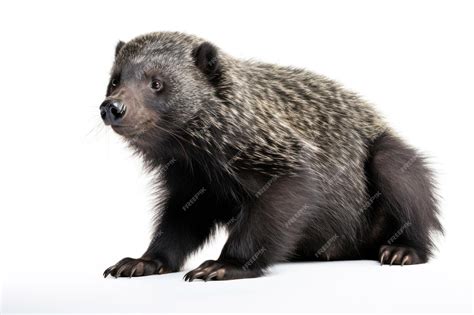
[183,260,263,281]
[379,245,424,266]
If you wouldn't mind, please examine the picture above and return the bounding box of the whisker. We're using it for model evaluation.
[85,120,106,138]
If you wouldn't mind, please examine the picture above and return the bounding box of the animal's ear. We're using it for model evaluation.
[115,41,125,58]
[192,42,221,85]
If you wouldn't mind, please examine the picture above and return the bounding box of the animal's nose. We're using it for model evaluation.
[100,99,126,125]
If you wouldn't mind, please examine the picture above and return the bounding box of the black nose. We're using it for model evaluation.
[100,99,126,125]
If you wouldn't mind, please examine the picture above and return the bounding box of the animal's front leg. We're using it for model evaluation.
[104,197,216,278]
[185,204,294,281]
[184,212,278,281]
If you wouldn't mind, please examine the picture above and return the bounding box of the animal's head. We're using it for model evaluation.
[99,32,222,147]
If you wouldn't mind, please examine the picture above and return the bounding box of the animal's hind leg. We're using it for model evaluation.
[367,132,443,265]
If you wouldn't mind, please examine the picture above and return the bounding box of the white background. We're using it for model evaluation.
[0,0,472,313]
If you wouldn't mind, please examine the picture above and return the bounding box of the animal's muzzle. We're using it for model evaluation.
[100,99,126,125]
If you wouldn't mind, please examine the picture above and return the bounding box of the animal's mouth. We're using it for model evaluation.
[111,124,133,136]
[111,123,149,140]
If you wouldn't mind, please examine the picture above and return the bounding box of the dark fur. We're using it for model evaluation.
[102,33,442,281]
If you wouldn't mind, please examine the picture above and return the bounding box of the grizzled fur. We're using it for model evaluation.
[102,32,442,281]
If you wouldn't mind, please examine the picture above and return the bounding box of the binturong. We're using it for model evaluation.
[101,32,442,281]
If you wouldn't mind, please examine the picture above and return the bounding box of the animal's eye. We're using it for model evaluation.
[151,79,163,91]
[111,78,119,87]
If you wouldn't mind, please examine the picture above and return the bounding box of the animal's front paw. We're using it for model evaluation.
[183,260,263,281]
[103,257,167,278]
[379,245,425,266]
